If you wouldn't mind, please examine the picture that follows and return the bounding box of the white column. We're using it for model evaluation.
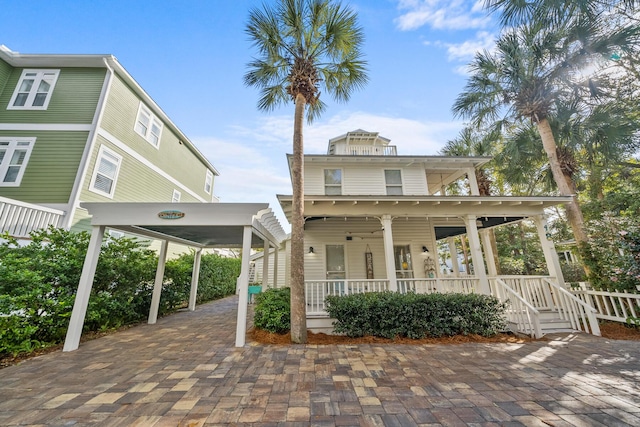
[480,229,498,277]
[148,239,169,324]
[273,247,279,288]
[262,240,270,287]
[467,168,480,195]
[381,215,397,292]
[63,225,105,352]
[465,216,490,295]
[188,248,203,311]
[533,215,566,286]
[447,237,459,277]
[235,225,253,347]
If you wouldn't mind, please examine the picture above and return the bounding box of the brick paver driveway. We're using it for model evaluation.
[1,295,639,426]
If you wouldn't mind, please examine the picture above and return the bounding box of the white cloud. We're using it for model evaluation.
[195,112,464,233]
[395,0,491,31]
[442,31,496,61]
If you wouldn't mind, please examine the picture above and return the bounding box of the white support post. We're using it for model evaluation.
[148,240,169,324]
[381,215,398,292]
[273,247,279,288]
[235,225,253,347]
[188,248,203,311]
[467,168,480,195]
[480,229,498,277]
[262,240,270,287]
[63,225,105,352]
[465,216,490,295]
[447,237,459,277]
[533,215,566,286]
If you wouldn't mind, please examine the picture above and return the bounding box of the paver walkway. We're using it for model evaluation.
[1,295,639,426]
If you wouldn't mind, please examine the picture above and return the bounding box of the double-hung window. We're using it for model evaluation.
[89,146,122,198]
[324,169,342,195]
[204,170,213,194]
[134,103,163,147]
[172,189,181,203]
[8,70,59,110]
[385,169,403,195]
[0,137,35,186]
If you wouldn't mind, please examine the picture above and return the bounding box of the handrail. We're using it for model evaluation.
[542,278,600,336]
[571,288,640,323]
[491,278,542,338]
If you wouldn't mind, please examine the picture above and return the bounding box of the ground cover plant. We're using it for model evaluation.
[0,227,239,359]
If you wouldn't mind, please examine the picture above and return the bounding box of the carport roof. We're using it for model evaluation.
[81,202,287,248]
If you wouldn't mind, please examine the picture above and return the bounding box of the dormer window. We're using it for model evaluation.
[324,169,342,195]
[385,170,403,195]
[8,70,59,110]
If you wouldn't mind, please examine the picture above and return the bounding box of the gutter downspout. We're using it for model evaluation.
[63,57,114,230]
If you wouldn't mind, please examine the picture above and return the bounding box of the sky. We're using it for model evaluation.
[2,0,501,232]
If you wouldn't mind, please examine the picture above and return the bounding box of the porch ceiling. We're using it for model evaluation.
[277,195,572,221]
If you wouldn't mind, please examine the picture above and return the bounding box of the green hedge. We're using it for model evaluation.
[253,287,290,333]
[0,228,240,357]
[325,292,507,339]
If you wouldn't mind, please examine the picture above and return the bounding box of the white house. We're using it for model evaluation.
[254,130,600,338]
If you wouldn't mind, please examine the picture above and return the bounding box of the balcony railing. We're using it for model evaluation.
[0,196,65,239]
[333,145,397,156]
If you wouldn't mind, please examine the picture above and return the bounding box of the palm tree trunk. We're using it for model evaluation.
[290,93,307,344]
[460,235,471,274]
[537,118,588,244]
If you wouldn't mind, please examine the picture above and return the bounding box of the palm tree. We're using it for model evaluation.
[245,0,368,343]
[440,127,502,274]
[452,16,639,245]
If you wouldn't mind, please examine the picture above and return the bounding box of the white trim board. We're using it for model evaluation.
[0,124,93,131]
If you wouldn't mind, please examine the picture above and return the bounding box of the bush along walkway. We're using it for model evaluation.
[1,295,640,426]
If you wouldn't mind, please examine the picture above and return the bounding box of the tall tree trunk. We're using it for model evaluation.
[460,235,471,275]
[537,118,587,244]
[290,93,307,344]
[489,228,501,275]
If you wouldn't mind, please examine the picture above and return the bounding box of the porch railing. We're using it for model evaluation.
[305,279,390,316]
[500,275,599,335]
[333,144,398,156]
[398,277,479,294]
[542,278,600,336]
[489,278,542,338]
[571,288,640,324]
[0,196,65,239]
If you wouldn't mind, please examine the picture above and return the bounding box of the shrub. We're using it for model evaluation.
[0,228,243,358]
[325,292,507,339]
[253,287,290,333]
[164,251,241,306]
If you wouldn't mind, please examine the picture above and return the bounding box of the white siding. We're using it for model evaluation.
[304,162,429,196]
[403,166,429,195]
[304,164,325,195]
[253,248,287,288]
[303,218,436,280]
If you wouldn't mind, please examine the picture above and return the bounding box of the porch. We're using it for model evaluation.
[303,275,600,339]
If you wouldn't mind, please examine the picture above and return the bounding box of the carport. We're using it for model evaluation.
[63,202,287,352]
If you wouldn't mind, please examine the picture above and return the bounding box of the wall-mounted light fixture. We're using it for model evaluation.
[422,246,429,253]
[308,246,314,254]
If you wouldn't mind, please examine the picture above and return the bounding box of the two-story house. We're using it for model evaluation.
[255,130,600,338]
[0,45,218,239]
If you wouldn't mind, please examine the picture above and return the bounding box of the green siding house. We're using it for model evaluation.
[0,45,218,237]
